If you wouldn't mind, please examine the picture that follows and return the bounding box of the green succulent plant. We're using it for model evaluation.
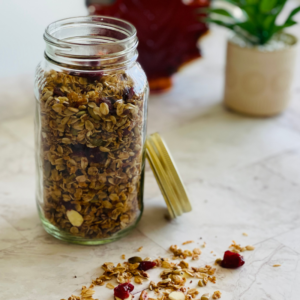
[202,0,300,45]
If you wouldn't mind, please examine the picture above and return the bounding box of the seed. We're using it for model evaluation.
[128,256,143,264]
[62,138,72,144]
[85,120,94,131]
[201,293,210,300]
[273,264,281,267]
[187,288,198,295]
[70,227,79,234]
[182,240,194,245]
[100,146,110,152]
[198,279,206,287]
[100,102,109,115]
[106,282,115,289]
[246,245,255,251]
[193,248,201,255]
[134,276,143,284]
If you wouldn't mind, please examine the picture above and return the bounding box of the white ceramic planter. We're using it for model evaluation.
[224,33,298,117]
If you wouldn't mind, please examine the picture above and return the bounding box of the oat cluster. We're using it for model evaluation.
[38,69,146,239]
[92,259,152,287]
[229,241,255,253]
[149,258,216,300]
[169,245,201,260]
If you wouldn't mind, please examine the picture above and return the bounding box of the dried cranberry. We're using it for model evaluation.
[59,200,75,211]
[138,261,156,271]
[123,87,135,101]
[114,283,134,300]
[88,148,108,164]
[221,251,245,269]
[96,97,113,110]
[53,87,66,97]
[123,128,131,136]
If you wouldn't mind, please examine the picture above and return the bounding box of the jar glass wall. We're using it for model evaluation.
[34,16,148,245]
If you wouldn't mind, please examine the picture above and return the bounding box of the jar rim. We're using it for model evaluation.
[44,15,137,48]
[43,16,138,69]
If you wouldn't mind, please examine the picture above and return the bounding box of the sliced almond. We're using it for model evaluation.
[115,295,132,300]
[169,291,185,300]
[66,210,84,227]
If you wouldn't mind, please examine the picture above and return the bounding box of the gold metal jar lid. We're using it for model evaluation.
[146,132,192,219]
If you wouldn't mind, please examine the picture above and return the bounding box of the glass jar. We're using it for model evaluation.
[34,16,148,245]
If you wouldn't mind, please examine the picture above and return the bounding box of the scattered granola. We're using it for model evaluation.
[81,285,98,300]
[168,291,185,300]
[138,246,143,252]
[121,254,126,260]
[182,240,194,245]
[273,264,281,267]
[245,245,255,251]
[169,245,193,259]
[229,241,255,252]
[114,283,134,300]
[38,69,147,240]
[212,291,222,299]
[242,232,248,236]
[106,283,115,289]
[61,240,256,300]
[200,293,210,300]
[139,290,149,300]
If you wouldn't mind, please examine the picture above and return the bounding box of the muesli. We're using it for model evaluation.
[38,69,146,239]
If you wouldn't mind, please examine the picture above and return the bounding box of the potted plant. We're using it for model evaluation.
[204,0,300,117]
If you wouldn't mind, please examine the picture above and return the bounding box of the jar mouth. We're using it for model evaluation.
[44,16,138,68]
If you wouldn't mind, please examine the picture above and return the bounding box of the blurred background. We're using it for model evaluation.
[0,0,85,78]
[0,0,299,127]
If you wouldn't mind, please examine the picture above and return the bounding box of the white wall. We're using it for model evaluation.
[0,0,86,78]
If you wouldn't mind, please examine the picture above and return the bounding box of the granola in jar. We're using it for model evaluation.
[35,16,148,244]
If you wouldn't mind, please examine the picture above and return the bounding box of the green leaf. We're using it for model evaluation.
[222,0,241,5]
[273,6,300,33]
[236,21,257,36]
[205,8,236,19]
[285,6,300,24]
[259,0,278,13]
[245,0,259,4]
[263,15,276,30]
[203,18,235,30]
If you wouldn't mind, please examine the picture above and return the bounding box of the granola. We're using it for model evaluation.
[38,69,146,240]
[229,241,255,252]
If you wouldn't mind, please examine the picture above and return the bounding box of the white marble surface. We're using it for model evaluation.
[1,6,300,300]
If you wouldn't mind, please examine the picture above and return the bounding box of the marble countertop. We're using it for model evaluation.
[1,12,300,300]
